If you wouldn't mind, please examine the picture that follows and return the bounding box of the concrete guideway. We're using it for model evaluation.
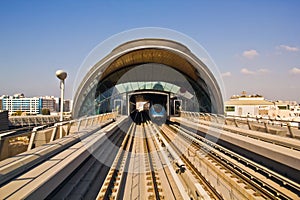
[97,121,191,200]
[168,123,299,199]
[171,117,300,177]
[0,116,127,199]
[0,117,225,199]
[0,115,299,199]
[170,117,300,198]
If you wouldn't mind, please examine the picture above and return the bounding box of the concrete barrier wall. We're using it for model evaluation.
[180,111,300,139]
[0,112,117,161]
[0,132,31,160]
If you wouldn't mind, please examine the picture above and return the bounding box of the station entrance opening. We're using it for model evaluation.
[129,91,169,124]
[73,39,224,124]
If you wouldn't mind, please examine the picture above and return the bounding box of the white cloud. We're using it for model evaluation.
[242,49,259,59]
[257,68,270,74]
[241,68,255,75]
[221,72,231,77]
[240,68,270,75]
[289,67,300,74]
[279,45,299,52]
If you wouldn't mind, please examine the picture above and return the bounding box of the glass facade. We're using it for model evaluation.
[72,38,225,119]
[76,63,211,117]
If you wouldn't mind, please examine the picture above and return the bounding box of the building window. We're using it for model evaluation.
[225,106,235,112]
[278,106,287,110]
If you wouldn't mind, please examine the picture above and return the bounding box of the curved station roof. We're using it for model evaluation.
[72,38,223,118]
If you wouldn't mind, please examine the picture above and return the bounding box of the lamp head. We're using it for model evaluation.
[56,70,67,80]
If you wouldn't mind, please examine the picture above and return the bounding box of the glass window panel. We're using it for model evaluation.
[126,83,133,91]
[139,82,146,90]
[115,84,126,94]
[131,82,139,91]
[170,85,180,94]
[164,83,173,91]
[145,82,152,89]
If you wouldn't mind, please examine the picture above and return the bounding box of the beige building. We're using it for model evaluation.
[225,93,273,117]
[290,104,300,117]
[225,92,300,121]
[269,101,299,120]
[41,96,56,112]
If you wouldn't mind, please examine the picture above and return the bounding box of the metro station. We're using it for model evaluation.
[1,29,299,200]
[73,38,224,124]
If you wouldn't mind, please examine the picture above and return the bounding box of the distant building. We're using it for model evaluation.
[0,94,73,116]
[225,92,300,121]
[41,96,56,112]
[224,92,273,117]
[55,98,72,112]
[54,97,60,112]
[0,110,9,131]
[290,104,300,118]
[269,101,300,120]
[63,99,72,112]
[1,94,42,115]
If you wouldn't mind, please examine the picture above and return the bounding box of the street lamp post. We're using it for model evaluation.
[56,70,67,122]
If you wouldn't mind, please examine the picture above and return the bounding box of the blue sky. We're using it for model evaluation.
[0,0,300,101]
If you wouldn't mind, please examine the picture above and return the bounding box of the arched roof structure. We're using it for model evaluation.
[72,38,223,118]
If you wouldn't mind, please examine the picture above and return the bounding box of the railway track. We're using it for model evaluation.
[172,117,300,184]
[157,124,223,200]
[0,117,129,199]
[172,123,300,196]
[97,120,188,199]
[177,115,300,151]
[0,115,190,199]
[97,123,136,199]
[47,121,129,199]
[159,122,300,199]
[1,114,298,199]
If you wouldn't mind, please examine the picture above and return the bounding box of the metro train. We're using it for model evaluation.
[149,104,167,125]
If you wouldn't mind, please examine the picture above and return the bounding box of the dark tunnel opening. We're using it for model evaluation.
[129,92,168,125]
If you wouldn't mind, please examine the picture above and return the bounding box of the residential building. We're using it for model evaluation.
[0,94,73,116]
[41,96,56,112]
[1,94,42,115]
